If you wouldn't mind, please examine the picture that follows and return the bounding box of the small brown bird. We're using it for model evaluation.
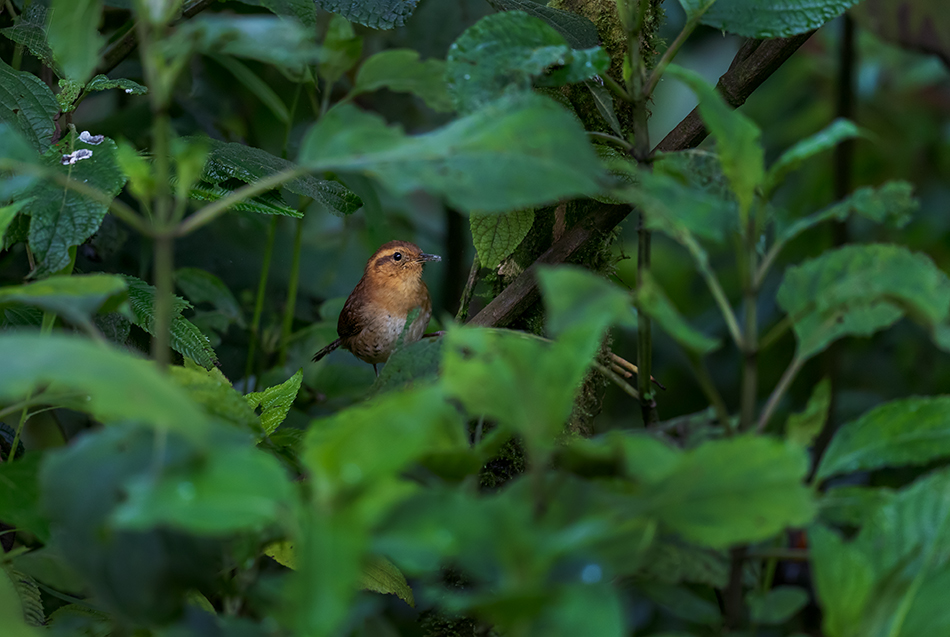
[312,240,441,375]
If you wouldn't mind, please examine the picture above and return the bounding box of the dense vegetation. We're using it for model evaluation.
[1,0,949,635]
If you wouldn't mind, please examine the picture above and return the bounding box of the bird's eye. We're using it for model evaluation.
[393,252,402,262]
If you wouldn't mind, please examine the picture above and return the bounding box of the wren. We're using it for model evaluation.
[312,240,441,375]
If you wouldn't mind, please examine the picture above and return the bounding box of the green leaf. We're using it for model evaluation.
[318,15,362,85]
[532,584,624,637]
[677,0,716,21]
[0,333,211,439]
[786,377,831,447]
[228,0,317,28]
[665,65,764,220]
[819,486,894,527]
[358,555,415,607]
[777,244,950,360]
[775,182,917,249]
[635,271,720,355]
[747,586,809,625]
[446,12,609,114]
[168,364,260,431]
[84,74,148,96]
[353,49,453,113]
[0,5,56,70]
[245,369,303,436]
[640,538,729,588]
[201,139,361,216]
[470,209,535,269]
[188,180,303,218]
[0,453,50,541]
[208,53,289,122]
[0,58,59,152]
[175,267,245,327]
[369,336,443,396]
[816,396,950,481]
[538,266,635,337]
[642,582,721,625]
[123,275,219,369]
[621,169,736,244]
[766,119,863,195]
[0,567,41,637]
[0,273,126,326]
[47,0,104,84]
[485,0,600,49]
[111,444,294,534]
[24,130,127,277]
[314,0,418,29]
[649,436,815,548]
[299,92,606,213]
[701,0,862,39]
[0,200,32,245]
[586,79,623,136]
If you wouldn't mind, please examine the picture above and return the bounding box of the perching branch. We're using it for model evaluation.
[466,32,816,330]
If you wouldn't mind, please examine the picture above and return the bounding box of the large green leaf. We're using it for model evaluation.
[816,396,950,481]
[486,0,600,49]
[777,244,950,360]
[0,453,49,541]
[446,11,609,113]
[112,444,294,534]
[47,0,103,84]
[23,130,126,277]
[470,209,535,269]
[201,139,361,216]
[0,5,56,70]
[0,333,211,438]
[0,58,59,152]
[701,0,863,38]
[352,49,453,113]
[0,274,126,327]
[0,566,40,637]
[228,0,317,28]
[313,0,418,29]
[299,92,606,213]
[123,275,219,369]
[648,436,815,548]
[665,65,764,220]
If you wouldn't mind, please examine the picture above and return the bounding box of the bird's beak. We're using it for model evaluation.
[419,253,442,263]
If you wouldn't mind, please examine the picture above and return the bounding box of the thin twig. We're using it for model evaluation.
[455,256,480,323]
[593,361,640,401]
[644,16,700,98]
[588,131,635,153]
[757,354,805,433]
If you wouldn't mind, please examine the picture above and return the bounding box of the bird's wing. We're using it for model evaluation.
[337,280,367,340]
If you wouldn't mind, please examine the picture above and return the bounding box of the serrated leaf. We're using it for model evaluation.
[0,273,126,326]
[48,0,104,84]
[0,58,59,152]
[649,437,815,548]
[766,118,864,195]
[816,396,950,481]
[447,12,609,114]
[122,275,219,369]
[776,181,917,247]
[175,267,244,326]
[314,0,418,29]
[353,49,453,113]
[777,244,950,360]
[359,555,415,607]
[188,180,303,218]
[701,0,862,39]
[201,139,361,216]
[486,0,600,49]
[635,271,719,355]
[24,131,127,277]
[665,65,764,220]
[786,377,831,447]
[299,92,606,213]
[169,364,260,431]
[245,369,303,436]
[0,5,57,70]
[84,74,147,95]
[470,209,534,269]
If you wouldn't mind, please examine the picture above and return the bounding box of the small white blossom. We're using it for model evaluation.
[61,149,93,165]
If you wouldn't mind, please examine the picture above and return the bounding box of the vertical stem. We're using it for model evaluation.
[279,217,304,366]
[740,217,758,431]
[152,231,174,368]
[244,216,278,390]
[724,546,747,629]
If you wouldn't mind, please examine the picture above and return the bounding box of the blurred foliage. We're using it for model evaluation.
[0,0,949,636]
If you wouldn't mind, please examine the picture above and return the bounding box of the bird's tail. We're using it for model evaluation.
[312,338,342,362]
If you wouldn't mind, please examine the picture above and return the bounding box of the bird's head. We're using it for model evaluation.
[365,240,441,282]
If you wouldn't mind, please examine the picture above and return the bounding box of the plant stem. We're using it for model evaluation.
[757,354,805,433]
[593,361,640,401]
[244,216,278,391]
[587,131,635,152]
[601,73,632,102]
[279,216,304,366]
[724,546,747,629]
[455,256,479,323]
[644,16,700,98]
[739,212,759,431]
